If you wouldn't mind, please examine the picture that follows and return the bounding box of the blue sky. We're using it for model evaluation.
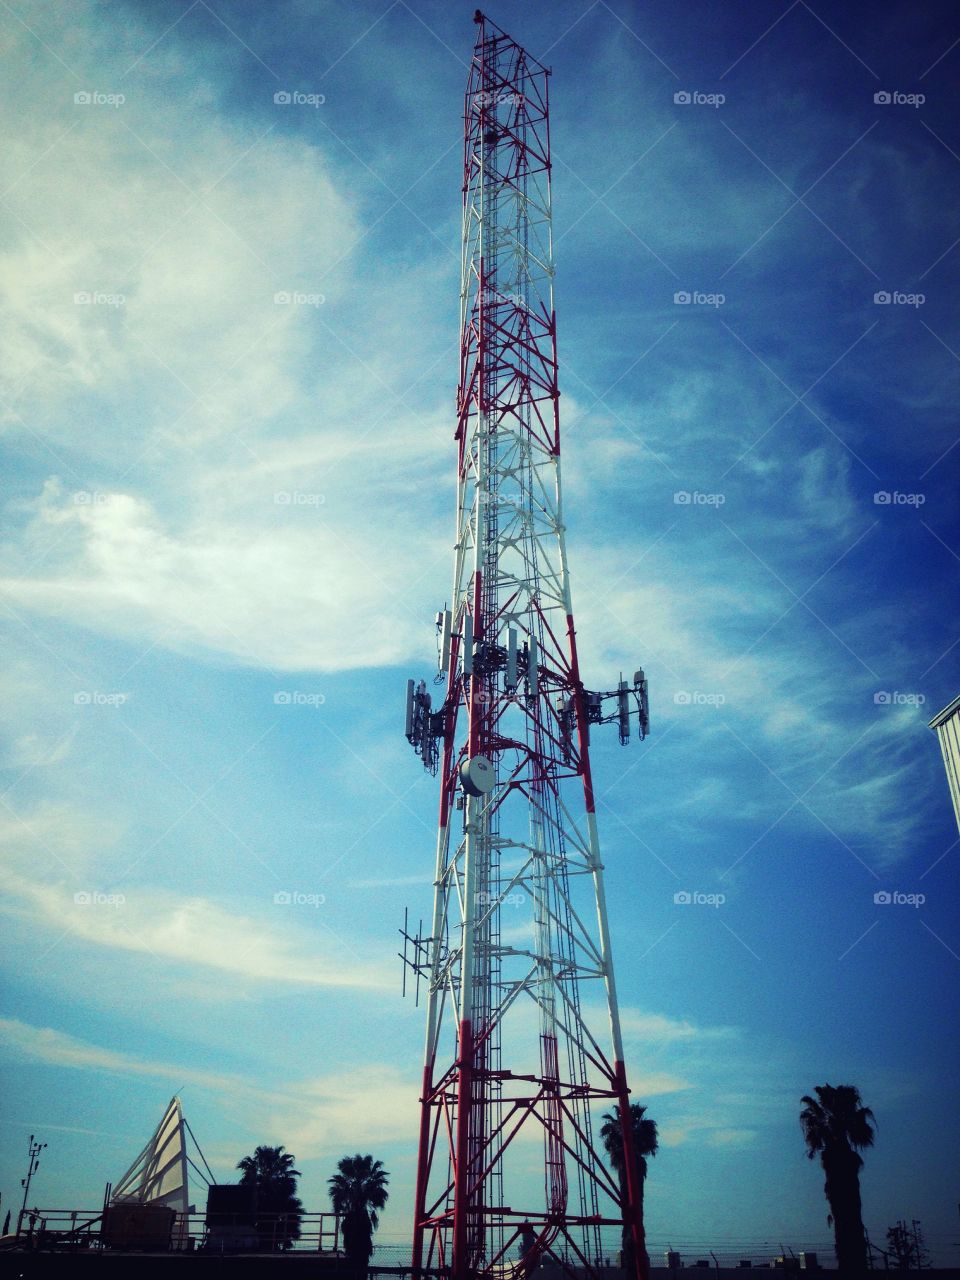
[1,0,958,1264]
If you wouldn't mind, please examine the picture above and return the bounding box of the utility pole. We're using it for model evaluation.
[18,1135,46,1236]
[911,1220,929,1272]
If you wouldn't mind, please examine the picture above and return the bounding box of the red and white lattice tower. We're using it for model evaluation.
[403,13,650,1280]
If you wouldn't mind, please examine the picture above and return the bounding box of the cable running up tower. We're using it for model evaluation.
[404,13,650,1280]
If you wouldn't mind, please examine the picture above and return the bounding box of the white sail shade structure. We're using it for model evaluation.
[110,1095,212,1247]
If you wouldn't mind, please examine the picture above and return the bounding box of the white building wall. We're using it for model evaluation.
[930,694,960,835]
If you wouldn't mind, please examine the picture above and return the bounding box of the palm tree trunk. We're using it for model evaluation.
[637,1171,649,1273]
[620,1170,636,1276]
[619,1169,650,1279]
[824,1153,868,1275]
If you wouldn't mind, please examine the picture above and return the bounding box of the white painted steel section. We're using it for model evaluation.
[585,810,626,1065]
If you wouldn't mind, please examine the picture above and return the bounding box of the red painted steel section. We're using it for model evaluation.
[412,1058,436,1275]
[615,1059,649,1280]
[452,1019,475,1278]
[566,611,597,816]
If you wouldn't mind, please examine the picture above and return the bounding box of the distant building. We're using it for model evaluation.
[929,693,960,834]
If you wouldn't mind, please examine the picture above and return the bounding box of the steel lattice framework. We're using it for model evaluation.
[405,14,649,1280]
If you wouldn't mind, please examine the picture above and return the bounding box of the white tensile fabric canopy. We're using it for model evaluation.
[111,1095,191,1217]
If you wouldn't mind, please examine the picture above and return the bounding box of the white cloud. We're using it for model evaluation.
[570,529,933,861]
[0,2,931,884]
[0,3,453,675]
[3,872,392,991]
[4,725,79,770]
[0,799,123,880]
[616,1007,740,1045]
[707,1127,758,1146]
[347,873,436,890]
[2,480,434,672]
[0,1016,417,1159]
[627,1071,694,1098]
[0,1015,237,1093]
[797,446,857,533]
[610,1008,801,1150]
[657,1121,758,1149]
[274,1065,419,1154]
[0,6,358,424]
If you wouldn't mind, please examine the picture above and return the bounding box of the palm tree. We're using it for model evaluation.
[600,1103,658,1280]
[328,1154,389,1275]
[800,1084,876,1274]
[237,1144,304,1251]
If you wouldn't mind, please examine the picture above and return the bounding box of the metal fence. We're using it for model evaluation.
[15,1207,340,1254]
[366,1242,838,1272]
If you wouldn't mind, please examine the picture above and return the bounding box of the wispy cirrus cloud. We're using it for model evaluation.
[1,479,439,672]
[2,871,392,990]
[0,1016,417,1161]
